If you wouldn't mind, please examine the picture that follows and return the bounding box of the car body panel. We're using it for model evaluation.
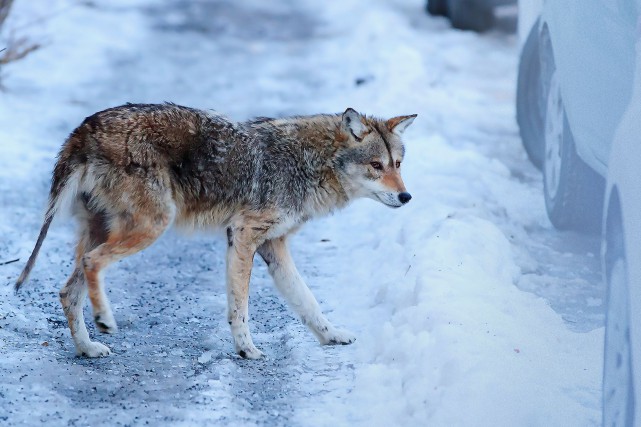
[542,1,638,177]
[603,31,641,424]
[518,0,639,177]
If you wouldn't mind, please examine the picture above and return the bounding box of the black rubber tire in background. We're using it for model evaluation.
[516,20,545,170]
[543,113,605,234]
[446,0,494,32]
[427,0,448,16]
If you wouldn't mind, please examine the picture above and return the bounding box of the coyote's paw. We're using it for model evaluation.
[94,312,118,334]
[321,328,356,346]
[236,344,264,360]
[76,341,112,358]
[231,323,263,359]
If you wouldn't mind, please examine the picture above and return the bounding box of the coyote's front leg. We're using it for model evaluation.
[225,227,263,359]
[258,236,356,346]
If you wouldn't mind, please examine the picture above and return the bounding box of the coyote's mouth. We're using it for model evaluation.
[375,192,403,208]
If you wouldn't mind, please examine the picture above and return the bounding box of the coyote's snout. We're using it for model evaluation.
[15,103,416,359]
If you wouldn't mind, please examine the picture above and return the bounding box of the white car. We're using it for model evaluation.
[517,2,639,232]
[517,1,641,425]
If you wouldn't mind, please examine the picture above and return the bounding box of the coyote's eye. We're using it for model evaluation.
[370,161,383,171]
[395,160,401,168]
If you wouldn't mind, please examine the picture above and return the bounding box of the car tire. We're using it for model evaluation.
[446,0,494,32]
[427,0,448,17]
[542,68,604,233]
[516,20,545,170]
[602,197,635,427]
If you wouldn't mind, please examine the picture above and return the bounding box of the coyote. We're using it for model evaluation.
[15,103,415,359]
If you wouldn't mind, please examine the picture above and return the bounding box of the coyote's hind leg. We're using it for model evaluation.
[84,210,117,334]
[60,231,111,358]
[62,202,171,358]
[81,211,171,346]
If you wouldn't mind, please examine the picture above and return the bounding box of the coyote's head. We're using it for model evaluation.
[335,108,416,208]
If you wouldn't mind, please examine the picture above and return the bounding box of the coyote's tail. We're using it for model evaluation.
[14,156,78,293]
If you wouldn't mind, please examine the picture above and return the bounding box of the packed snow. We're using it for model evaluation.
[0,0,603,425]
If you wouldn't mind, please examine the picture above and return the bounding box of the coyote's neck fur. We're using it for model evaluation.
[246,114,352,213]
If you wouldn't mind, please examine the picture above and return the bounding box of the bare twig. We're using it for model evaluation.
[0,35,39,64]
[0,258,19,266]
[0,0,40,72]
[0,0,83,89]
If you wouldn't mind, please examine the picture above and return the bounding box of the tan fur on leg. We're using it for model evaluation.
[225,213,277,359]
[82,215,170,327]
[59,233,110,357]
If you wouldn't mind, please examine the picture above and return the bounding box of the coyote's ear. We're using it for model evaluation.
[342,108,367,141]
[386,114,417,135]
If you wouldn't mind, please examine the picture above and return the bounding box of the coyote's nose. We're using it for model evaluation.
[398,192,412,204]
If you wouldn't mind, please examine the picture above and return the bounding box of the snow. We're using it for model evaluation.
[0,0,603,425]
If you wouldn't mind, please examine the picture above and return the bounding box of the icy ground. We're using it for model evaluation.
[0,1,603,425]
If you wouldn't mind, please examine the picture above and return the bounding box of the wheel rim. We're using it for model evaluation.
[603,258,634,426]
[544,71,564,200]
